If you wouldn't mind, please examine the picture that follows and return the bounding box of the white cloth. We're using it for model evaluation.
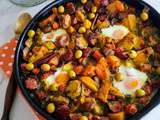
[0,0,160,120]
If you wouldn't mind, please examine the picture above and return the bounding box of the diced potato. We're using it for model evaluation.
[108,112,124,120]
[96,20,110,29]
[76,36,88,49]
[128,14,136,31]
[132,36,144,50]
[134,52,148,66]
[66,80,81,99]
[97,79,111,102]
[32,46,48,56]
[109,87,124,98]
[25,38,33,48]
[53,96,69,105]
[80,76,98,92]
[29,54,43,63]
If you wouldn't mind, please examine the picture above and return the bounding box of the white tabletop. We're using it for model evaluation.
[0,0,160,120]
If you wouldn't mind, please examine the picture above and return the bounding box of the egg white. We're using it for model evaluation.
[113,65,148,96]
[43,68,67,86]
[101,25,129,40]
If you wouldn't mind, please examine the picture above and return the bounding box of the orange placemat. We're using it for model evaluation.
[0,38,45,120]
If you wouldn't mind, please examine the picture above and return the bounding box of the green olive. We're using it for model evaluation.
[78,27,86,34]
[129,50,137,58]
[46,103,55,113]
[80,116,88,120]
[28,30,35,38]
[91,6,97,13]
[69,70,76,78]
[81,0,87,4]
[50,83,58,91]
[75,50,83,59]
[89,13,95,20]
[41,64,51,72]
[25,63,34,71]
[58,6,64,13]
[115,72,123,82]
[62,62,73,71]
[136,89,145,97]
[140,12,149,21]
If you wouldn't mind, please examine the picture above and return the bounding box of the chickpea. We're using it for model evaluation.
[46,103,55,113]
[50,83,58,91]
[75,50,83,59]
[91,6,97,13]
[129,50,137,58]
[84,19,91,29]
[26,63,34,71]
[140,12,149,21]
[156,67,160,74]
[78,26,86,33]
[81,0,87,4]
[41,64,51,72]
[67,26,75,33]
[89,13,95,20]
[136,89,145,97]
[69,70,76,78]
[28,30,35,38]
[80,116,88,120]
[58,5,64,13]
[115,72,123,81]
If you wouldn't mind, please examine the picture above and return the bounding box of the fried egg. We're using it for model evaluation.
[42,29,67,42]
[43,68,68,87]
[101,25,129,40]
[113,65,148,96]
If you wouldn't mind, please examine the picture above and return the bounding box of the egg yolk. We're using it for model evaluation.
[55,72,69,85]
[125,79,139,89]
[112,29,124,39]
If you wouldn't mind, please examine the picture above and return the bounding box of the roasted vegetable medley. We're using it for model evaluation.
[21,0,160,119]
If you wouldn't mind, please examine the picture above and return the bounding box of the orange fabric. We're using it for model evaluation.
[0,38,45,120]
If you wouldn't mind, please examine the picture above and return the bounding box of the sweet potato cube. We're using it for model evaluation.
[96,57,110,80]
[97,79,111,102]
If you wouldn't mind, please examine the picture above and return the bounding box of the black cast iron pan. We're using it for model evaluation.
[13,0,160,120]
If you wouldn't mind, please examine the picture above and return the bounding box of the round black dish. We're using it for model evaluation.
[14,0,160,120]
